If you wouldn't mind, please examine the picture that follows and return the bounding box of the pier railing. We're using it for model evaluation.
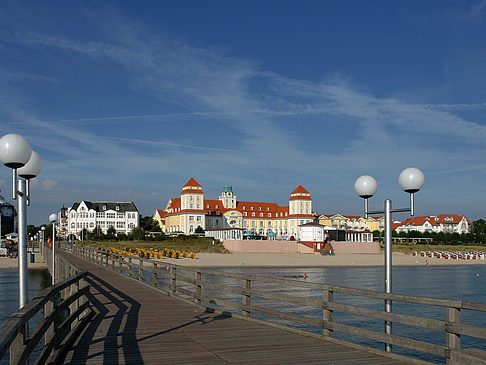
[69,244,486,365]
[0,251,94,364]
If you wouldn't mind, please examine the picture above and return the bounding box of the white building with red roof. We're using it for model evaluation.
[157,178,318,240]
[393,214,471,234]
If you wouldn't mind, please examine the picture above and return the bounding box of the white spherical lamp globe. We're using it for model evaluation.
[49,213,58,223]
[398,167,425,193]
[354,175,378,198]
[18,151,42,179]
[0,134,32,168]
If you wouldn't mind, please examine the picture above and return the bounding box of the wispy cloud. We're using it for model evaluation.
[1,3,485,222]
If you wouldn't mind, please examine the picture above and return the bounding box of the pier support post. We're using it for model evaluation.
[446,307,461,364]
[323,289,333,337]
[242,279,251,317]
[195,271,202,305]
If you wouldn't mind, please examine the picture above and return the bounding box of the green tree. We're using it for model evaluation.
[107,226,116,236]
[130,227,145,240]
[195,226,204,233]
[471,219,486,243]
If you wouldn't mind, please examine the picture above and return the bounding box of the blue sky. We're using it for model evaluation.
[1,0,486,225]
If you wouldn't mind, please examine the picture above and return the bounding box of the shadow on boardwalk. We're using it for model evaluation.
[62,273,230,364]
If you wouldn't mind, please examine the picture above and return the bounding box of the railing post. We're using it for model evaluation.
[446,307,461,364]
[44,297,55,346]
[242,279,251,317]
[323,289,334,337]
[112,254,115,271]
[128,257,133,278]
[195,271,202,305]
[152,262,158,287]
[171,267,177,295]
[10,322,27,365]
[138,259,143,281]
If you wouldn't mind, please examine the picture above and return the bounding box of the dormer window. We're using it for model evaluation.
[267,207,269,211]
[215,205,218,209]
[116,206,119,211]
[251,207,253,210]
[259,207,262,211]
[103,206,106,210]
[243,206,246,210]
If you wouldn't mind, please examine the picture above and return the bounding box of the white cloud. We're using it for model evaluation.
[41,179,58,190]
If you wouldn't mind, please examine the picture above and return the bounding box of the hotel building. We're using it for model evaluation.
[63,201,140,238]
[154,178,318,240]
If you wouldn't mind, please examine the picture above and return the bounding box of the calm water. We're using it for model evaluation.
[0,269,50,364]
[207,265,486,364]
[2,265,484,364]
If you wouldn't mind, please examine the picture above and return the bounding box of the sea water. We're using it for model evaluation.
[209,265,486,363]
[0,269,50,364]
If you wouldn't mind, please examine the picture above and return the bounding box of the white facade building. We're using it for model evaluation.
[64,201,140,238]
[394,214,471,234]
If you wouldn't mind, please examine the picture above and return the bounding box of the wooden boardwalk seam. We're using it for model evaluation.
[60,252,407,364]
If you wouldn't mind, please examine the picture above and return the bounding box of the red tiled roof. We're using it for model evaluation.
[183,177,201,188]
[394,214,470,229]
[291,185,310,195]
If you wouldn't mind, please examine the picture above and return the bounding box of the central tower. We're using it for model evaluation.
[219,184,237,209]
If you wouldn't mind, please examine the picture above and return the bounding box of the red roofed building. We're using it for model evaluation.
[157,178,318,239]
[394,214,471,234]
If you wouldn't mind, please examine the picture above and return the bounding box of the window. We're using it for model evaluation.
[71,223,75,228]
[260,221,264,226]
[197,216,202,221]
[97,212,104,218]
[206,204,210,208]
[243,206,246,210]
[106,213,115,219]
[252,212,255,217]
[103,205,106,210]
[189,216,194,221]
[215,205,219,209]
[260,213,263,217]
[89,222,94,228]
[128,223,134,228]
[267,207,269,211]
[244,212,247,216]
[259,207,262,211]
[116,206,119,211]
[117,221,125,229]
[251,207,253,210]
[268,213,271,217]
[117,213,124,219]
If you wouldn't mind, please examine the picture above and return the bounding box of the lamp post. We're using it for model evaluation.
[49,213,57,285]
[0,134,42,308]
[354,167,424,352]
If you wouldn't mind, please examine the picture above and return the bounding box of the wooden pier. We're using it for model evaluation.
[60,251,405,364]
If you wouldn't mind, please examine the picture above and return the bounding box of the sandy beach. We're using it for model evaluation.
[155,252,486,267]
[2,252,484,270]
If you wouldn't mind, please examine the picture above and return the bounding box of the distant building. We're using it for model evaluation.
[156,178,318,240]
[393,214,471,234]
[0,193,16,238]
[64,201,140,238]
[318,214,384,232]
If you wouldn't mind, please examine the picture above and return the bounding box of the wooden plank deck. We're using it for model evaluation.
[60,252,407,364]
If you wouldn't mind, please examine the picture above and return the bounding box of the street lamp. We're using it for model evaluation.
[49,213,58,285]
[41,226,45,257]
[0,134,42,308]
[354,167,424,352]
